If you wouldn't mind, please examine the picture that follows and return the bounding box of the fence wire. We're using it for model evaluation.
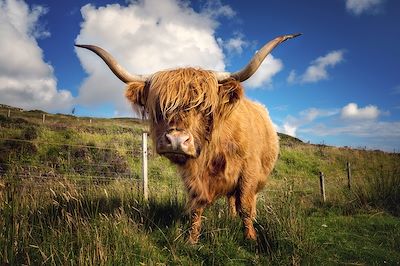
[0,137,138,153]
[2,110,394,202]
[0,135,356,198]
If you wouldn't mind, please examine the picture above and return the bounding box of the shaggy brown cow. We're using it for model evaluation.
[76,33,300,243]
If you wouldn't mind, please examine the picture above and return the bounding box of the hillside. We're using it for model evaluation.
[1,105,399,265]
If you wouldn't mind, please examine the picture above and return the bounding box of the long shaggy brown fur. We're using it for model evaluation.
[125,67,278,243]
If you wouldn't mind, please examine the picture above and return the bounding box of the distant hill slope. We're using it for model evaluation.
[0,105,399,184]
[0,104,307,146]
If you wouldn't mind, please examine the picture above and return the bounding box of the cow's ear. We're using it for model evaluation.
[218,78,244,106]
[125,81,148,106]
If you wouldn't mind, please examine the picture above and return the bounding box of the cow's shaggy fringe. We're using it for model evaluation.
[126,68,242,123]
[148,68,219,123]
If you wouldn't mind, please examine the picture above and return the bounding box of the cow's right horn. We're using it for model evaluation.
[214,33,302,83]
[75,44,148,83]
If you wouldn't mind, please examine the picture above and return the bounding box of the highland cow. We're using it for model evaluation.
[76,33,300,243]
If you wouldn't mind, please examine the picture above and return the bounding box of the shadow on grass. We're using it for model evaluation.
[24,191,187,233]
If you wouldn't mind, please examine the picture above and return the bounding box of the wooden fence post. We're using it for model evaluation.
[142,132,148,201]
[346,162,352,190]
[42,114,46,124]
[7,109,11,118]
[67,146,71,169]
[319,171,326,202]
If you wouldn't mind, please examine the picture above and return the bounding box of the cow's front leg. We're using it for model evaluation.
[188,205,205,244]
[227,194,237,217]
[238,191,257,240]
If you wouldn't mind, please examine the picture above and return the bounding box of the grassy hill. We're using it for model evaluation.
[1,105,399,265]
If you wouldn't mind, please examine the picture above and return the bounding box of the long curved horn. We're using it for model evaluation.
[75,44,148,83]
[214,33,302,82]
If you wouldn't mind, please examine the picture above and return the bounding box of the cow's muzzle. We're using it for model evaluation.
[157,129,197,164]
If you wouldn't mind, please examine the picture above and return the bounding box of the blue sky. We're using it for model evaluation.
[1,0,399,151]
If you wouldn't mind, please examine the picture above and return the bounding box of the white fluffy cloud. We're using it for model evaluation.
[340,103,381,120]
[280,108,339,137]
[200,0,236,19]
[75,0,285,113]
[282,122,297,137]
[279,103,386,138]
[287,70,297,84]
[75,0,233,115]
[281,102,399,151]
[244,55,283,89]
[0,0,73,112]
[302,120,400,151]
[219,33,248,55]
[345,0,385,15]
[288,50,344,84]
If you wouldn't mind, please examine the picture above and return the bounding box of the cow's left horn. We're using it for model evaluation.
[75,44,148,83]
[214,33,302,83]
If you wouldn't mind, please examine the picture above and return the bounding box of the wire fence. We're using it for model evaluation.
[0,133,317,203]
[0,108,169,201]
[0,139,144,178]
[1,107,398,203]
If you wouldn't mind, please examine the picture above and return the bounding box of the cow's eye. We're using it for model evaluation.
[156,112,163,122]
[154,105,163,122]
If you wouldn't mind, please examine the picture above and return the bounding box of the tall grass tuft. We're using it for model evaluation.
[256,180,315,265]
[353,166,400,216]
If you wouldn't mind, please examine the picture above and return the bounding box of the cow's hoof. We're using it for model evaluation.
[245,229,257,241]
[188,236,199,245]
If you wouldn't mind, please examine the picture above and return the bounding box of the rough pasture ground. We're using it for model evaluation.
[1,105,399,265]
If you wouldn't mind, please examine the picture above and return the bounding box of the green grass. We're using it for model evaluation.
[308,213,400,264]
[1,178,314,265]
[1,105,400,265]
[3,177,398,265]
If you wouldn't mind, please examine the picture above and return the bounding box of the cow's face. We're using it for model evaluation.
[125,68,243,165]
[151,107,209,164]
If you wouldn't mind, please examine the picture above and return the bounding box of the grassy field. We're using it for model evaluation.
[1,104,400,265]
